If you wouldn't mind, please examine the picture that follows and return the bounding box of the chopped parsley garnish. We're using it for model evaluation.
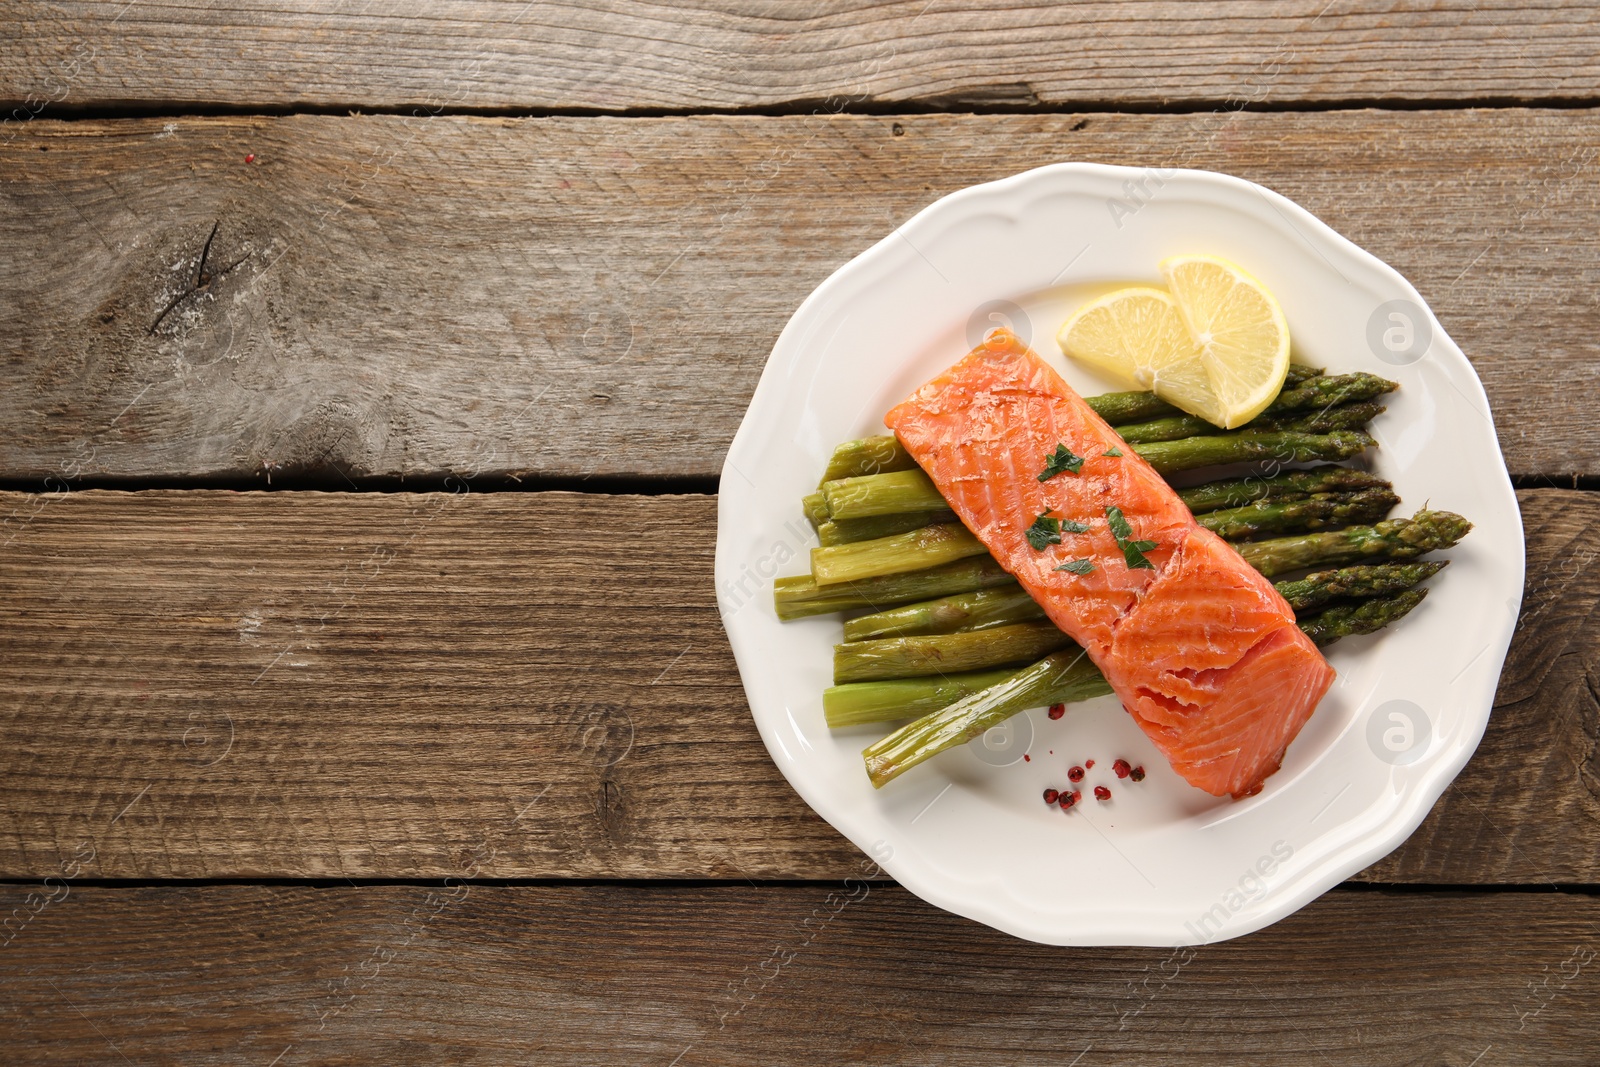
[1037,443,1085,481]
[1055,559,1095,575]
[1105,505,1158,571]
[1102,447,1123,457]
[1104,505,1135,542]
[1025,512,1062,550]
[1026,510,1090,550]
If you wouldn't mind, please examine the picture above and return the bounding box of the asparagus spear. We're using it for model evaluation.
[1297,588,1430,646]
[819,431,1375,520]
[802,491,830,528]
[1274,561,1446,614]
[832,551,1441,684]
[1237,509,1472,577]
[786,507,1464,617]
[822,469,946,519]
[1083,391,1183,425]
[1177,465,1390,514]
[825,668,1033,728]
[811,364,1343,499]
[1134,430,1375,474]
[811,524,988,586]
[1117,411,1239,445]
[1116,400,1386,444]
[1273,401,1387,435]
[861,649,1104,786]
[1080,365,1333,426]
[819,365,1372,483]
[843,586,1046,642]
[1196,488,1400,541]
[804,487,1379,583]
[1263,371,1397,416]
[774,556,1016,620]
[1283,362,1327,387]
[841,557,1439,645]
[833,622,1075,684]
[860,589,1433,786]
[817,510,956,547]
[820,436,917,485]
[830,562,1443,724]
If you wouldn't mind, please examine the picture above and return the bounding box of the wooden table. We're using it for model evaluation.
[2,4,1598,1063]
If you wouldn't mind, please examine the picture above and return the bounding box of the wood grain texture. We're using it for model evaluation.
[2,111,1597,484]
[1,884,1596,1065]
[1363,488,1600,883]
[1,488,1595,882]
[4,1,1600,113]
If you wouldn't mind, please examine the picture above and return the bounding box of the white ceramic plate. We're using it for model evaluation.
[715,164,1522,946]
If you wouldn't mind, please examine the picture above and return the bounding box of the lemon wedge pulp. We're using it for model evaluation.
[1158,254,1290,428]
[1057,255,1291,429]
[1055,286,1215,420]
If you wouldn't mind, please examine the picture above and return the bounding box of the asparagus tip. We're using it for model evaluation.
[1305,587,1429,647]
[1395,509,1474,552]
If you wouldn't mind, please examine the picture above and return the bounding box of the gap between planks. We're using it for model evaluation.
[21,96,1600,124]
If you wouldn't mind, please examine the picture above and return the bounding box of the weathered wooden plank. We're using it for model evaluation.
[0,885,1595,1064]
[2,111,1596,483]
[4,1,1599,114]
[1,488,1594,882]
[1362,488,1600,882]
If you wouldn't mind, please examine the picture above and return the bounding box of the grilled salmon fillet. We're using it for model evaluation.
[885,330,1335,797]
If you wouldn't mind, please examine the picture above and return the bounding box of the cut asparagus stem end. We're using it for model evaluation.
[822,469,945,519]
[824,669,1021,728]
[833,621,1075,684]
[811,523,987,586]
[802,491,830,529]
[819,435,916,485]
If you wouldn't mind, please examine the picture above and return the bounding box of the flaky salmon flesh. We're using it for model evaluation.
[885,329,1335,798]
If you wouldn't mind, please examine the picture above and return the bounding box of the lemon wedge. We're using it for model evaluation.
[1055,287,1218,419]
[1158,254,1290,428]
